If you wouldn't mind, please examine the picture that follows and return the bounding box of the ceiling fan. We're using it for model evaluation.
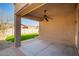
[42,10,53,21]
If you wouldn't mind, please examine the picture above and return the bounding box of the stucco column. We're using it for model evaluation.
[14,15,21,47]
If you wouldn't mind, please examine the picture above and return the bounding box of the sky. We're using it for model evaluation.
[21,18,39,26]
[0,3,14,23]
[0,3,39,26]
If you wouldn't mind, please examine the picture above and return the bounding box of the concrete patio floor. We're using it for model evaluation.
[0,40,13,50]
[0,38,78,56]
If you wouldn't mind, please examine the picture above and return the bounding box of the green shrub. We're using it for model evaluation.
[6,33,39,42]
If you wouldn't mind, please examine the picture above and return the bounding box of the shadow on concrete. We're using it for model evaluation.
[0,40,13,50]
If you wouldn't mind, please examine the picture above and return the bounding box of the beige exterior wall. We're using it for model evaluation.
[77,4,79,49]
[39,12,76,45]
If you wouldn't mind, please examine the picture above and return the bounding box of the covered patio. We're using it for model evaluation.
[13,3,79,56]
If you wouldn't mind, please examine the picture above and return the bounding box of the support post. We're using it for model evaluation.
[14,15,21,47]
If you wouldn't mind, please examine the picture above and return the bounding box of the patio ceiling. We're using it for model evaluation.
[15,3,76,21]
[27,3,76,20]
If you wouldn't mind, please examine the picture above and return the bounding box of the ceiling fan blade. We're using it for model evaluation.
[40,17,44,21]
[40,17,48,21]
[45,18,48,21]
[43,15,48,21]
[47,16,53,20]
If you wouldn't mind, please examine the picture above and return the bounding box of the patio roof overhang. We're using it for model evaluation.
[14,3,46,21]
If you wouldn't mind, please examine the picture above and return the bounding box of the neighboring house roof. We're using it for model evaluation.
[21,24,28,29]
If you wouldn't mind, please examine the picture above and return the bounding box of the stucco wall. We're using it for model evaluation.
[77,4,79,49]
[39,12,76,45]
